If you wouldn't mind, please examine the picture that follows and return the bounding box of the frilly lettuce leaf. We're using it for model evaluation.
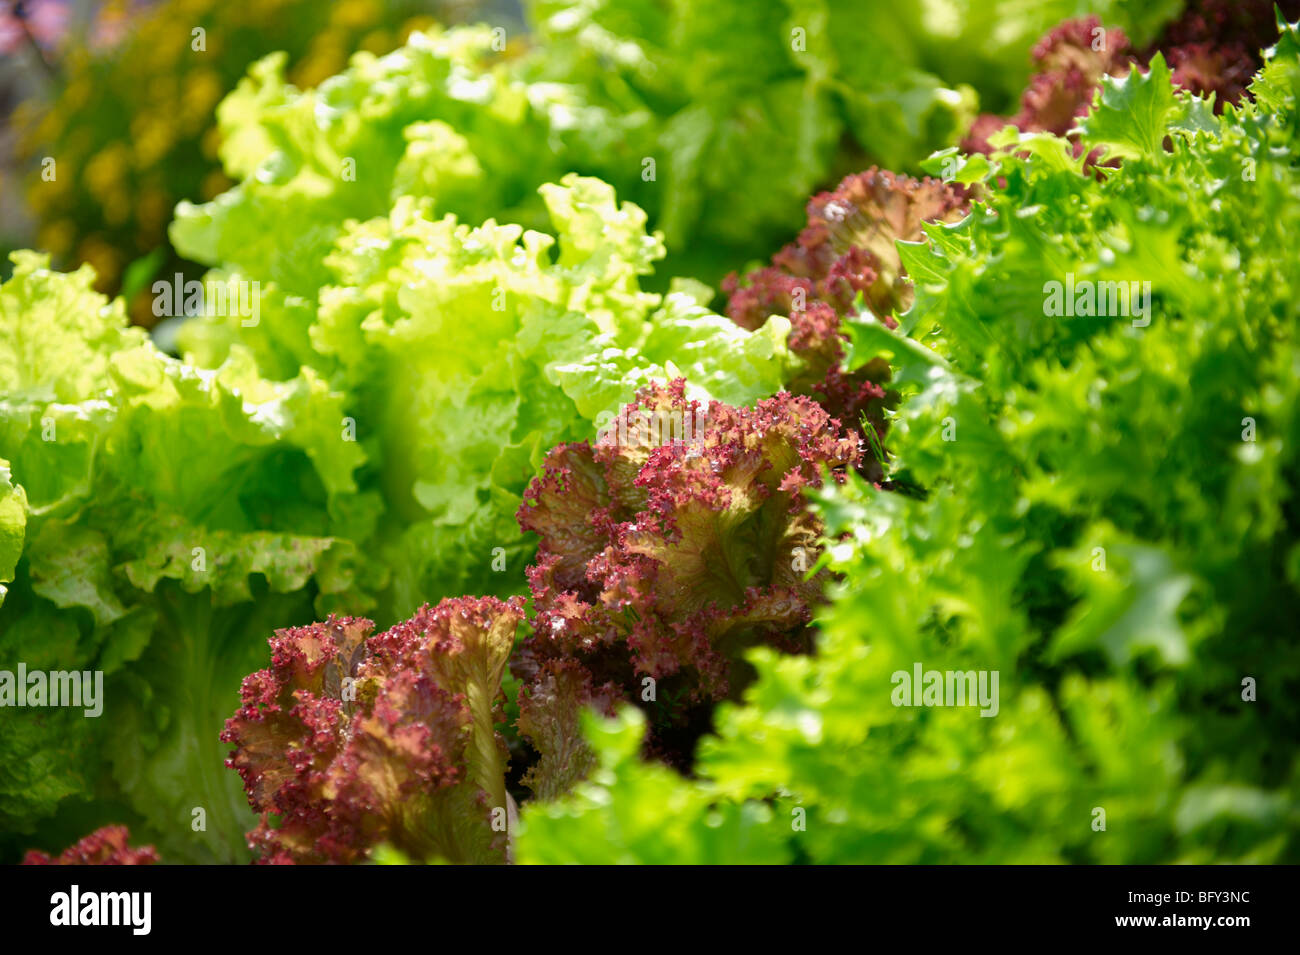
[0,461,25,608]
[0,253,373,862]
[171,27,566,298]
[517,708,788,864]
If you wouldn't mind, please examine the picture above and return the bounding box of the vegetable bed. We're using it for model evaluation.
[2,0,1299,865]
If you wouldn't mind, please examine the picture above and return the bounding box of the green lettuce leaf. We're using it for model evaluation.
[0,461,25,607]
[0,253,373,862]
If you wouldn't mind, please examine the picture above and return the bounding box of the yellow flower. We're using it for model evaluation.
[62,77,93,114]
[76,236,124,290]
[200,169,233,201]
[182,69,224,132]
[178,0,218,18]
[33,112,64,153]
[332,0,380,30]
[63,128,94,166]
[293,37,348,89]
[62,47,92,73]
[146,74,180,112]
[400,16,437,41]
[135,21,182,71]
[361,30,392,55]
[131,117,175,169]
[84,144,131,197]
[102,192,132,228]
[200,124,223,162]
[37,220,78,258]
[136,187,173,240]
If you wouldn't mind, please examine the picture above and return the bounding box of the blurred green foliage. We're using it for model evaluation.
[7,0,473,321]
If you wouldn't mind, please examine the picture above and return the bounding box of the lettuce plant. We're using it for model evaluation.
[515,380,859,778]
[519,0,1177,272]
[223,598,523,864]
[23,826,159,866]
[962,16,1135,157]
[1147,0,1300,104]
[0,251,368,863]
[721,167,969,476]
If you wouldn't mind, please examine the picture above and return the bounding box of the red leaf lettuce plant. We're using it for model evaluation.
[222,598,523,864]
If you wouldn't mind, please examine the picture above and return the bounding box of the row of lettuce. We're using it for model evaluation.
[4,4,1300,863]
